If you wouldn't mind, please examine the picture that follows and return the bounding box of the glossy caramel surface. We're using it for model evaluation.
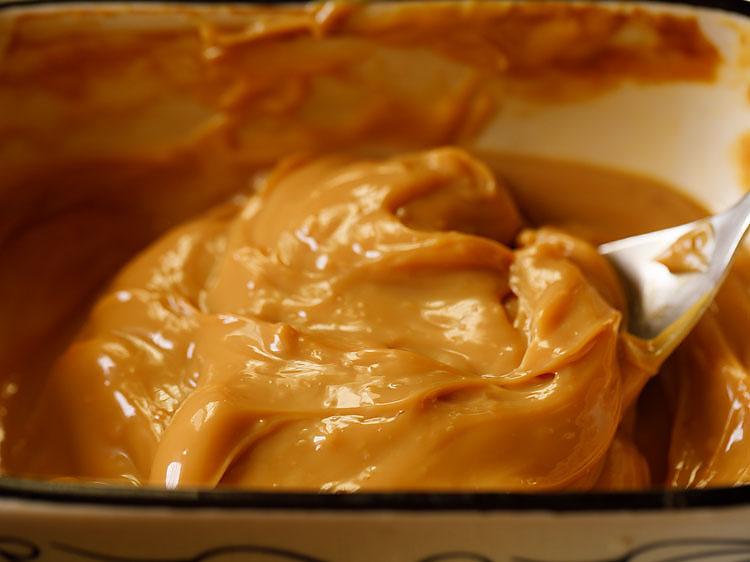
[4,146,749,491]
[0,2,747,491]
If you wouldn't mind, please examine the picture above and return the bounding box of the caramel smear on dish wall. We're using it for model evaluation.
[0,1,748,490]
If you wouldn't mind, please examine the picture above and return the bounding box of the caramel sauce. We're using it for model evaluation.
[0,2,747,491]
[656,222,713,274]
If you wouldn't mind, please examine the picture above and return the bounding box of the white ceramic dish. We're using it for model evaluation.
[0,1,749,561]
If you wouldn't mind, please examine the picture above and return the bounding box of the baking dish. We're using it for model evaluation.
[0,0,749,560]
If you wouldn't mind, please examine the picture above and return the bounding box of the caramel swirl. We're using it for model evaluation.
[0,1,748,492]
[11,148,653,490]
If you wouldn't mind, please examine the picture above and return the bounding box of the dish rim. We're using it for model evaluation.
[1,0,749,513]
[1,476,750,512]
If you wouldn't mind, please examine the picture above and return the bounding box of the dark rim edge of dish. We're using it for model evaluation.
[0,0,749,511]
[1,476,750,511]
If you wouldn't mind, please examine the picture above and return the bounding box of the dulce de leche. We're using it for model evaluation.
[0,1,749,492]
[6,145,747,492]
[11,148,648,490]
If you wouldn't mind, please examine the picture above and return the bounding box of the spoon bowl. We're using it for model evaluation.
[598,190,750,359]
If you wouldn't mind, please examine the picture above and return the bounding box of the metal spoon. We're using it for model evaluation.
[598,190,750,359]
